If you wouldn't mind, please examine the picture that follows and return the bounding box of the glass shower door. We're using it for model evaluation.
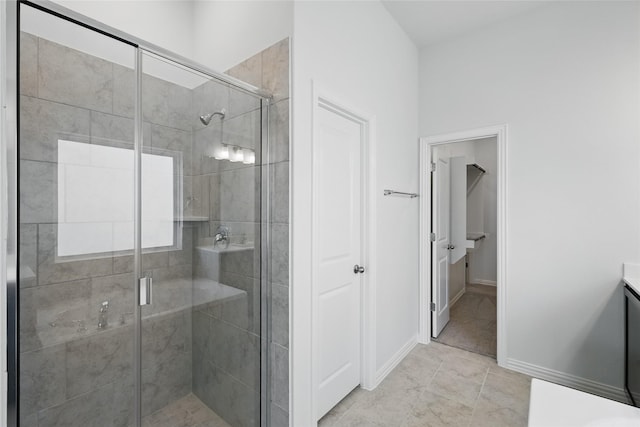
[18,4,137,426]
[139,51,264,426]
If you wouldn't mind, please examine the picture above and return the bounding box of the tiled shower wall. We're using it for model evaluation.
[18,32,197,427]
[226,39,291,427]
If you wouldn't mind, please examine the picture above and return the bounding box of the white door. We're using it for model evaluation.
[315,104,362,420]
[450,156,467,264]
[432,155,450,337]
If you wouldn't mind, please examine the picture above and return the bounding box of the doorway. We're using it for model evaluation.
[419,125,508,366]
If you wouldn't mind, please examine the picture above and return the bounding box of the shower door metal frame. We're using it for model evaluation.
[3,1,273,425]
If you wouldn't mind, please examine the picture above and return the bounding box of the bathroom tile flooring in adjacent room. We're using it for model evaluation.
[434,283,497,358]
[319,342,531,427]
[142,394,231,427]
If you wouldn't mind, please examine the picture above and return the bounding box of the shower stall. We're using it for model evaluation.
[4,1,275,426]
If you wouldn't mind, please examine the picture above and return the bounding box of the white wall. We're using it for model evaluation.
[467,138,497,285]
[192,1,293,72]
[52,0,195,59]
[51,1,293,74]
[292,1,418,424]
[420,1,640,392]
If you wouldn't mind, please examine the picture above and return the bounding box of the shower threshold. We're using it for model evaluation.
[142,393,231,427]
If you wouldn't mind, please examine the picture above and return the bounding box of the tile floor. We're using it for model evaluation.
[142,393,231,427]
[319,342,532,427]
[434,284,497,357]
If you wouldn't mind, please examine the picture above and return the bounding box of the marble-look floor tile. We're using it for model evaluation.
[319,343,532,427]
[426,370,483,408]
[402,390,473,427]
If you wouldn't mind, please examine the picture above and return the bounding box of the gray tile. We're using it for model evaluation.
[38,38,113,114]
[113,250,169,274]
[19,286,40,353]
[113,64,134,118]
[270,161,289,224]
[272,283,289,348]
[20,344,66,414]
[38,224,113,285]
[338,378,421,426]
[19,224,38,288]
[270,223,289,285]
[318,387,365,427]
[65,325,134,398]
[402,390,473,427]
[142,350,192,417]
[226,52,262,89]
[20,279,92,351]
[20,32,38,97]
[19,95,91,163]
[150,124,193,176]
[142,73,192,131]
[220,247,255,278]
[38,382,118,427]
[476,372,530,417]
[438,354,490,384]
[262,39,289,102]
[426,370,483,408]
[20,160,56,224]
[271,343,289,411]
[208,273,252,332]
[224,109,261,154]
[20,411,39,427]
[267,99,289,164]
[90,111,135,147]
[270,403,289,427]
[193,125,223,176]
[211,317,260,390]
[205,363,258,427]
[219,159,261,224]
[142,310,191,368]
[228,87,261,119]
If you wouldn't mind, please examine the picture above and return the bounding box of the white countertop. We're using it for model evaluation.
[528,379,640,427]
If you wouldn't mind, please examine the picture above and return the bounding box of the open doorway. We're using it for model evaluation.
[431,137,498,357]
[419,125,508,366]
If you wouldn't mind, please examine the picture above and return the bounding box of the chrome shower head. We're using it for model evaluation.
[199,108,226,126]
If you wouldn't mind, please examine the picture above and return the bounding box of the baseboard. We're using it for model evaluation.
[506,358,629,404]
[470,279,497,287]
[372,335,417,389]
[450,288,465,307]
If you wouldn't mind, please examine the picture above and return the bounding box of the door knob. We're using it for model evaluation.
[446,244,456,250]
[353,264,365,274]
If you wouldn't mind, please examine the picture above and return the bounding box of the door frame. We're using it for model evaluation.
[418,124,508,366]
[310,82,376,422]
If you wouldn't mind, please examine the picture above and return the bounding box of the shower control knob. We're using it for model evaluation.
[353,264,365,274]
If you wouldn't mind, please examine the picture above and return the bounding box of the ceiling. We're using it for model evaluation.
[381,1,545,47]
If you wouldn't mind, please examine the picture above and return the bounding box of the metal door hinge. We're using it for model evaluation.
[430,162,436,172]
[430,302,436,311]
[430,233,436,242]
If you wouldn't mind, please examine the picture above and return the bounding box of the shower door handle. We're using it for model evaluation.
[139,273,153,306]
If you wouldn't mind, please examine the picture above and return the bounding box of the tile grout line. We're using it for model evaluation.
[467,367,490,427]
